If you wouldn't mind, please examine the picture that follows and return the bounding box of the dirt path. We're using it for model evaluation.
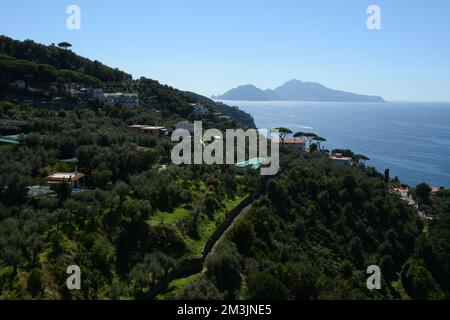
[206,203,253,258]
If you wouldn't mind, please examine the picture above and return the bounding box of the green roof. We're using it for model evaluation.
[27,186,56,198]
[3,134,20,141]
[0,138,19,145]
[234,157,267,170]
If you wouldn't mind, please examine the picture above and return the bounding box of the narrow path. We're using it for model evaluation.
[206,203,253,258]
[149,190,262,299]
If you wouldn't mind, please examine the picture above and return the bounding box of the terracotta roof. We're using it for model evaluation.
[46,172,85,182]
[272,138,305,144]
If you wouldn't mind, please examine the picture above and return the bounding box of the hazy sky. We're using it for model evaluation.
[1,0,450,101]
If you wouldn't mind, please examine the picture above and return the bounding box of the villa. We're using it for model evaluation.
[390,187,420,211]
[331,153,353,165]
[191,103,209,116]
[103,92,139,107]
[46,172,86,189]
[274,138,306,152]
[128,125,168,136]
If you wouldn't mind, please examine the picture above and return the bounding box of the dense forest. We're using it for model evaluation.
[0,36,130,83]
[0,37,449,300]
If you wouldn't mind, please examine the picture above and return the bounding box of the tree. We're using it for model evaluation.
[230,220,256,255]
[354,154,370,164]
[401,258,443,299]
[416,183,431,204]
[247,272,289,300]
[273,127,292,144]
[27,268,43,297]
[176,275,224,300]
[58,42,72,50]
[206,241,241,298]
[312,136,327,151]
[303,132,317,147]
[92,168,113,189]
[293,131,305,139]
[51,180,72,202]
[384,168,390,183]
[130,252,176,295]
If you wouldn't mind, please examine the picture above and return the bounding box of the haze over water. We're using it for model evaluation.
[221,100,450,188]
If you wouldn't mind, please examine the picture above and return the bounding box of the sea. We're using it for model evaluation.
[219,100,450,188]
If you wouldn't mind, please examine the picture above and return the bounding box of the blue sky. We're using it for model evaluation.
[1,0,449,101]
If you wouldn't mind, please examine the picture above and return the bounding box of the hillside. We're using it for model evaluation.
[215,79,385,102]
[184,91,256,128]
[0,37,448,301]
[0,35,131,83]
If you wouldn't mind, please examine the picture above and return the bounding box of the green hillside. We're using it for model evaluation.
[0,36,448,301]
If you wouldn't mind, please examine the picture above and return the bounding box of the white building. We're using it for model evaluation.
[331,153,353,165]
[390,188,419,211]
[128,125,168,136]
[104,92,139,107]
[191,103,209,116]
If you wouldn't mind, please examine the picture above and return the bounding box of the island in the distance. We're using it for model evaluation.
[213,79,385,102]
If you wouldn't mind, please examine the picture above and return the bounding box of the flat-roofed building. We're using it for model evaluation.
[128,125,168,136]
[104,92,139,107]
[330,153,353,165]
[272,138,306,152]
[191,103,209,116]
[46,172,85,189]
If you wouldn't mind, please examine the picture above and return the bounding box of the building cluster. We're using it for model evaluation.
[10,79,139,107]
[103,92,139,107]
[190,103,209,117]
[68,85,139,107]
[390,188,418,209]
[28,170,86,199]
[390,187,434,221]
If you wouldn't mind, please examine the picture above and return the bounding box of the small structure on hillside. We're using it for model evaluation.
[331,153,353,165]
[104,93,139,107]
[0,134,20,145]
[273,138,306,152]
[128,125,168,136]
[191,103,209,116]
[390,187,421,212]
[431,187,441,194]
[27,186,56,199]
[46,172,86,189]
[218,115,232,121]
[0,119,30,135]
[234,157,268,170]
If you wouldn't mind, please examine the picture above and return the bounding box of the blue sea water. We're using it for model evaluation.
[220,100,450,188]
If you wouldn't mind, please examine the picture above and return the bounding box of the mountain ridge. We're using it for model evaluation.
[214,79,385,102]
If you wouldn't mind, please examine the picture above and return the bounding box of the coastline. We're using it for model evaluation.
[219,100,450,188]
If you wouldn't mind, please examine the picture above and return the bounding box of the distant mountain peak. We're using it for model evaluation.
[216,80,385,102]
